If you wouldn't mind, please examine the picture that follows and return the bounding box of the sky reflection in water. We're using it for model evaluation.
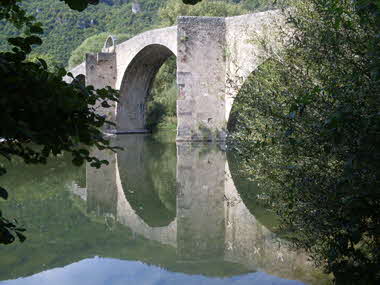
[0,257,306,285]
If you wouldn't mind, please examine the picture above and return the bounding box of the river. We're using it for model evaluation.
[0,133,331,285]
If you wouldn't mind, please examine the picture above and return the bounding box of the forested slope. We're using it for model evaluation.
[0,0,271,67]
[0,0,164,66]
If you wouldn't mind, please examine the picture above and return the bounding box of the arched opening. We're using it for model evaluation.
[116,135,177,227]
[103,35,117,53]
[146,55,177,131]
[104,35,116,49]
[117,44,176,133]
[226,59,281,231]
[227,58,279,133]
[226,151,279,232]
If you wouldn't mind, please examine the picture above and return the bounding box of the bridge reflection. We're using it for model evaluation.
[82,135,322,284]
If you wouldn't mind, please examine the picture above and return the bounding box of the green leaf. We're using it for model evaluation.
[25,35,43,46]
[78,149,90,156]
[15,232,26,243]
[29,24,43,34]
[101,101,111,108]
[37,58,47,70]
[61,0,88,11]
[0,187,8,200]
[182,0,203,5]
[72,157,84,166]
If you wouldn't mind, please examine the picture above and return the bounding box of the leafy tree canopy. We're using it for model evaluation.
[0,0,119,244]
[229,0,379,283]
[159,0,249,26]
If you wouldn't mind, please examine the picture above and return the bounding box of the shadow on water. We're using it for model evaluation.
[0,133,332,284]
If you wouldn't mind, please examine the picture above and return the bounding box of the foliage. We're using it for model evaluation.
[0,1,272,67]
[146,56,177,131]
[0,0,165,66]
[240,0,277,11]
[27,52,60,70]
[159,0,250,26]
[68,32,130,69]
[181,0,276,11]
[0,0,120,244]
[229,0,380,283]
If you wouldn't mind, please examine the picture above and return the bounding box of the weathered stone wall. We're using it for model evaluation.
[85,52,117,132]
[85,52,117,90]
[177,17,227,142]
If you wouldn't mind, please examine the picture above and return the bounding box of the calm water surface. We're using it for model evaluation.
[0,134,330,285]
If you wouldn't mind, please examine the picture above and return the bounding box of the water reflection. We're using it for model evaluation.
[83,135,324,284]
[0,134,329,284]
[1,258,306,285]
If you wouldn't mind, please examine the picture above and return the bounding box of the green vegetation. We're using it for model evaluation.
[68,32,130,69]
[146,56,177,132]
[229,0,380,283]
[158,0,249,26]
[0,0,121,245]
[0,1,269,68]
[0,0,164,66]
[241,0,276,11]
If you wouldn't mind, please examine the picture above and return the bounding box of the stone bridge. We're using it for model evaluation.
[66,10,284,141]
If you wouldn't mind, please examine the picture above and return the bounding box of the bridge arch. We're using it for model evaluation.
[115,27,177,133]
[224,11,285,124]
[117,44,175,132]
[66,12,285,140]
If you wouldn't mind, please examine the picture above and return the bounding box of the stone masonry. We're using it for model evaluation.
[66,10,284,141]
